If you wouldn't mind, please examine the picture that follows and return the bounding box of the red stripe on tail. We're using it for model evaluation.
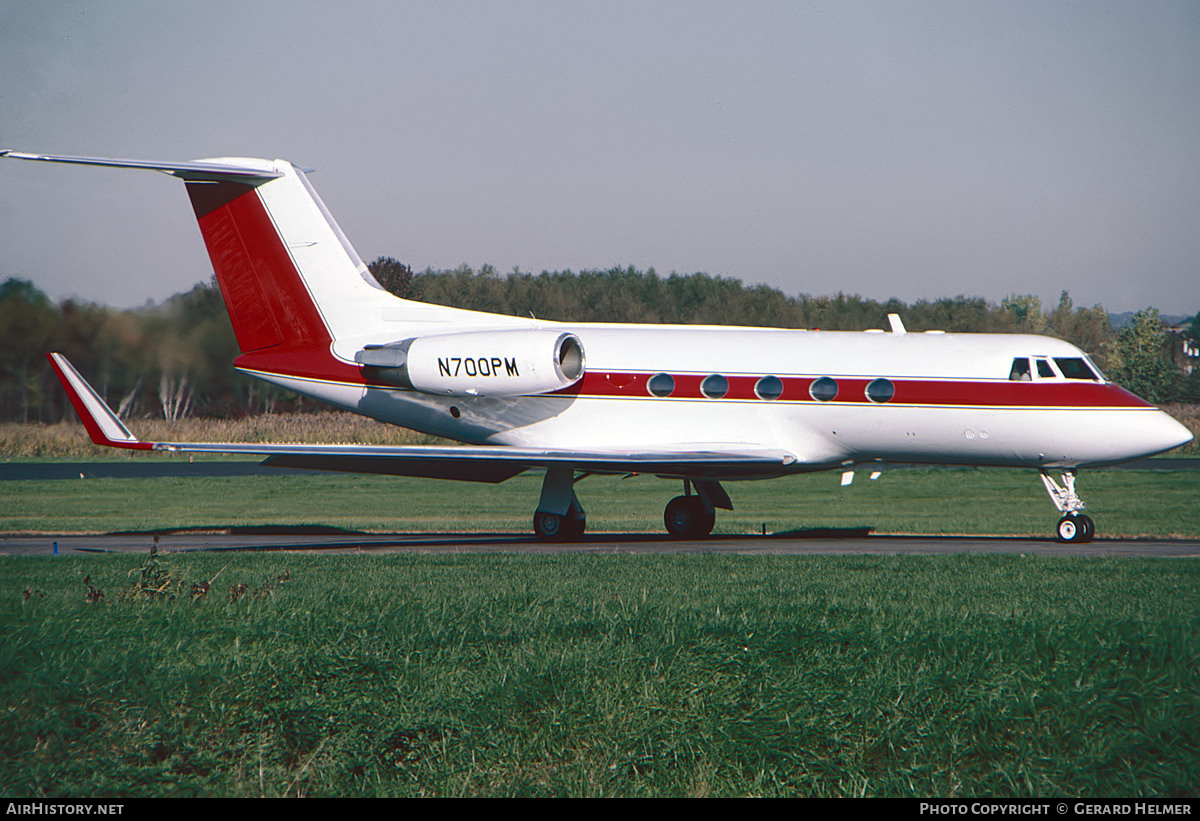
[185,181,330,353]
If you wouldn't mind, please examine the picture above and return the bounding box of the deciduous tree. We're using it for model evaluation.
[1106,308,1179,404]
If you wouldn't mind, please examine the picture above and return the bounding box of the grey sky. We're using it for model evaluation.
[2,0,1198,316]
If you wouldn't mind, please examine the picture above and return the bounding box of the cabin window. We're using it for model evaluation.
[1009,358,1031,381]
[1036,359,1055,378]
[1054,357,1098,380]
[809,377,838,402]
[755,375,784,400]
[647,373,675,398]
[700,374,729,399]
[865,378,895,403]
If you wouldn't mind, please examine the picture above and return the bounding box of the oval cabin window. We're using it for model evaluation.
[755,375,784,400]
[809,377,838,402]
[866,378,895,403]
[647,372,675,398]
[700,374,729,399]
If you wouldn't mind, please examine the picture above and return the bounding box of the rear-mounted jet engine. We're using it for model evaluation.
[356,330,585,397]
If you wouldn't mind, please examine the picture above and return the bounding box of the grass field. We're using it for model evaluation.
[3,464,1198,538]
[0,413,443,458]
[2,551,1198,797]
[3,459,1198,797]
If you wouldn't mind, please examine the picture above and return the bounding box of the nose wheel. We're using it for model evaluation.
[1055,512,1095,544]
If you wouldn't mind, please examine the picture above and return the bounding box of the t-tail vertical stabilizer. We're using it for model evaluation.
[0,151,516,364]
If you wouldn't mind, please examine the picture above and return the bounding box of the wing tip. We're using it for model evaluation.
[46,353,151,450]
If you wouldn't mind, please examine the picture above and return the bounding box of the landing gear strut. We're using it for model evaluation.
[1040,469,1094,543]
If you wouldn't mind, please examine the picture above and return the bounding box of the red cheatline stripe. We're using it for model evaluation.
[559,372,1150,408]
[233,348,1152,410]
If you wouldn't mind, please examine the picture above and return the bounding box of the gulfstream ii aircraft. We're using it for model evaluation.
[3,150,1192,542]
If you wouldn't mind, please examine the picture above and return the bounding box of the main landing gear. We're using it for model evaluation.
[664,495,714,539]
[533,466,588,542]
[1040,469,1095,543]
[663,479,732,539]
[532,470,732,542]
[533,501,586,541]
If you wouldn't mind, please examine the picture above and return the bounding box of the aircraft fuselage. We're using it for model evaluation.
[240,324,1182,475]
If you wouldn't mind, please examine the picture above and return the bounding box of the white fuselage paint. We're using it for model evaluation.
[247,323,1190,474]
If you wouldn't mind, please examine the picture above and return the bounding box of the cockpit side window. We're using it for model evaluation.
[1035,358,1055,378]
[1009,358,1031,381]
[1054,357,1098,380]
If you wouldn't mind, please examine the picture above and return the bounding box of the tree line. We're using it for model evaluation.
[2,261,1196,424]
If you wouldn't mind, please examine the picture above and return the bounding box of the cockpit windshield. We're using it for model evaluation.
[1009,355,1103,381]
[1054,357,1099,380]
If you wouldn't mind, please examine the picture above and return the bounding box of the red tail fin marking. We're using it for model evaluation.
[185,181,330,353]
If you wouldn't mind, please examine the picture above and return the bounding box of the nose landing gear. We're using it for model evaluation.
[1040,470,1095,543]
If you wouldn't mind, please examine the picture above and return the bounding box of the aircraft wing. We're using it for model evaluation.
[48,354,799,482]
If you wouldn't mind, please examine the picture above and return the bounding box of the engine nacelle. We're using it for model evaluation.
[356,330,585,397]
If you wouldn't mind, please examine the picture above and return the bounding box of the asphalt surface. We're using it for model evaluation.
[3,529,1198,557]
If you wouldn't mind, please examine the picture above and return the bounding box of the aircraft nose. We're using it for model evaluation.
[1140,410,1194,457]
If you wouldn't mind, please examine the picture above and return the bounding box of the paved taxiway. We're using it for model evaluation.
[3,530,1198,558]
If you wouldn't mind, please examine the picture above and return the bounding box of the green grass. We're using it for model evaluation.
[4,462,1197,795]
[3,466,1199,538]
[2,552,1197,797]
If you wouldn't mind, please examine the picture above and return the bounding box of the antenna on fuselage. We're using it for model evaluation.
[887,314,907,334]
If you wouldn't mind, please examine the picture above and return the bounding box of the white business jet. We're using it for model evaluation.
[2,150,1191,542]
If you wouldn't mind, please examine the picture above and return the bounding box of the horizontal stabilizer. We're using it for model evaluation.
[1,150,282,182]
